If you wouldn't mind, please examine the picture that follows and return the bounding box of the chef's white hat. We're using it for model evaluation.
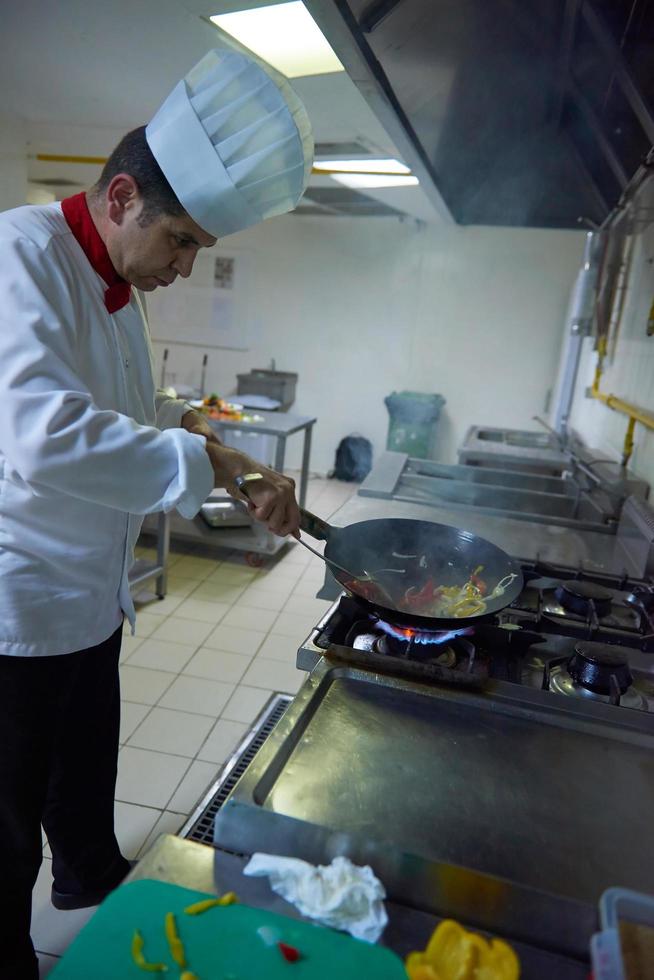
[145,47,313,237]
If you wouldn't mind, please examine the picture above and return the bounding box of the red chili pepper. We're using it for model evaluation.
[470,573,487,594]
[404,579,438,610]
[278,941,301,963]
[344,579,386,604]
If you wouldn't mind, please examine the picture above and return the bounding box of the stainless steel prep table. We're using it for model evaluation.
[207,410,316,508]
[128,835,587,979]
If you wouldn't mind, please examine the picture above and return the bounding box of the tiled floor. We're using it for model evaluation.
[35,475,355,975]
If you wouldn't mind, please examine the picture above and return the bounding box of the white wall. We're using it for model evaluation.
[405,225,585,459]
[565,177,654,485]
[148,214,584,474]
[0,115,27,211]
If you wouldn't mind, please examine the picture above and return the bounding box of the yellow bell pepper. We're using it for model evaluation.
[130,930,168,973]
[183,891,238,915]
[164,911,186,968]
[405,919,520,980]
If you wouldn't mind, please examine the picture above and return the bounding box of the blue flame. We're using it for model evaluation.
[378,621,475,645]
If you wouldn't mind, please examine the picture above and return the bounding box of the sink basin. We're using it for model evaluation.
[236,369,298,409]
[458,426,571,476]
[397,473,614,532]
[505,431,554,449]
[474,428,556,449]
[406,460,570,496]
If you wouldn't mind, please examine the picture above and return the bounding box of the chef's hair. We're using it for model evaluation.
[93,126,185,226]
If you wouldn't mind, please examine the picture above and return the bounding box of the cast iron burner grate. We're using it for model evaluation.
[181,694,291,848]
[540,641,648,710]
[555,580,613,619]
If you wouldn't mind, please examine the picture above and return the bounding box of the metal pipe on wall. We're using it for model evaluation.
[587,161,654,466]
[551,231,601,437]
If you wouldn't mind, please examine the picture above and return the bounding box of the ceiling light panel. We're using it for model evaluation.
[331,174,420,189]
[210,2,344,78]
[313,158,411,174]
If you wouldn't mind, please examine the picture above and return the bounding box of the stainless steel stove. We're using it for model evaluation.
[299,560,654,713]
[507,561,654,643]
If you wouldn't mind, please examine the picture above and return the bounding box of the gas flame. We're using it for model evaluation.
[377,621,475,646]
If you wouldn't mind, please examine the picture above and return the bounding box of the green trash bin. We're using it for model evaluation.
[384,391,445,459]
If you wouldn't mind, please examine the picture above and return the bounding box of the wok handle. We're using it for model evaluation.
[299,508,331,542]
[234,475,331,542]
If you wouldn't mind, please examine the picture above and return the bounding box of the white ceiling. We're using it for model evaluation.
[0,0,441,221]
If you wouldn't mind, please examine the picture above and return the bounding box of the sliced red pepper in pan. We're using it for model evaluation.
[343,578,388,604]
[404,579,440,611]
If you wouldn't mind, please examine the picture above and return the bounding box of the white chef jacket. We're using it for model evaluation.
[0,203,214,657]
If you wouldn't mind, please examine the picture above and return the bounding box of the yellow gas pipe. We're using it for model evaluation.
[34,153,108,165]
[590,336,654,467]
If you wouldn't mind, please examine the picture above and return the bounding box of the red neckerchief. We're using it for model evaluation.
[61,192,132,314]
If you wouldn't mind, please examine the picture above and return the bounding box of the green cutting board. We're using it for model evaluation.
[50,879,408,979]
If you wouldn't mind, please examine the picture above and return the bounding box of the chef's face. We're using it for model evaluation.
[103,175,217,290]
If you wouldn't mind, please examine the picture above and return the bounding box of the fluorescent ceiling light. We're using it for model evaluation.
[331,173,419,189]
[210,2,344,78]
[313,158,411,175]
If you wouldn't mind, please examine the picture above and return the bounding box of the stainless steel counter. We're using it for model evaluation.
[213,658,653,963]
[321,489,618,573]
[129,835,587,979]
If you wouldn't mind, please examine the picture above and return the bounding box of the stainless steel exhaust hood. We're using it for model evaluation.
[305,0,654,228]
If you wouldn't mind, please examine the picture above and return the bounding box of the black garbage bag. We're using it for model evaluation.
[329,435,373,482]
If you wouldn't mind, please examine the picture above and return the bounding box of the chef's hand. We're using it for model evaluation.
[205,443,300,538]
[181,409,221,446]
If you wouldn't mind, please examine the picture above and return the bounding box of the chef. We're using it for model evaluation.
[0,47,313,979]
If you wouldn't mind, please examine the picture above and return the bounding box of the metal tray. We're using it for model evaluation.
[200,497,251,528]
[214,661,654,958]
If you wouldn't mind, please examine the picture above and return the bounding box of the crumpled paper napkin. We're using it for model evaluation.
[243,853,388,943]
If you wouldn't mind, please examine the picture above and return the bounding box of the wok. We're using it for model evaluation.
[299,509,523,630]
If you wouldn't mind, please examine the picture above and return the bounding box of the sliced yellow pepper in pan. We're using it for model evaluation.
[405,919,520,980]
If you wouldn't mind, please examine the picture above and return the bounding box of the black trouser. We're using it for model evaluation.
[0,626,129,979]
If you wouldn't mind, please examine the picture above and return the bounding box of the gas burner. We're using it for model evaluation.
[555,581,613,618]
[569,641,632,694]
[543,641,649,711]
[340,615,477,669]
[378,619,474,645]
[375,633,458,667]
[309,592,654,711]
[373,620,474,663]
[514,577,646,641]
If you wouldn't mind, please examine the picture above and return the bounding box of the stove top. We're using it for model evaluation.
[304,560,654,714]
[504,560,654,646]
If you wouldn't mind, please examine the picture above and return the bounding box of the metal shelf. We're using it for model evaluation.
[141,410,316,558]
[144,509,287,556]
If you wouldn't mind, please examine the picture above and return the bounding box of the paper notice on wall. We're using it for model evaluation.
[147,247,254,350]
[211,255,237,343]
